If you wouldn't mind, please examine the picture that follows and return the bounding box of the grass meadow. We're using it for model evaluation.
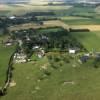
[0,37,15,88]
[70,31,100,52]
[1,52,100,100]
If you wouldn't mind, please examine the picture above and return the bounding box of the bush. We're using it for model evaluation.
[51,63,58,69]
[43,70,51,76]
[54,56,61,62]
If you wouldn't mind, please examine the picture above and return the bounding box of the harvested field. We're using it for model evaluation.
[9,20,69,31]
[9,20,100,32]
[70,25,100,31]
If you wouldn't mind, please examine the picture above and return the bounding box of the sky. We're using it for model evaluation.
[0,0,100,3]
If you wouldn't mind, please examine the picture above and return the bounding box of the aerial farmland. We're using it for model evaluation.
[0,1,100,100]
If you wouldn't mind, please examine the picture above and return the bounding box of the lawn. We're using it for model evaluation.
[70,31,100,51]
[0,36,15,88]
[1,52,100,100]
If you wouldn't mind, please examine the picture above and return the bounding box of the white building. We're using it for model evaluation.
[37,49,45,58]
[9,16,16,20]
[32,46,40,50]
[69,49,76,54]
[14,53,27,63]
[5,42,12,46]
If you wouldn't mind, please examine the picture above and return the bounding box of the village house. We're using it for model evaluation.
[5,42,12,46]
[13,53,27,63]
[4,39,14,47]
[32,46,45,58]
[32,46,40,50]
[37,48,45,58]
[9,16,16,20]
[68,48,76,54]
[68,47,80,54]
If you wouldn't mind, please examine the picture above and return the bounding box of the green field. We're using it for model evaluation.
[70,31,100,51]
[1,30,100,100]
[0,36,15,88]
[63,19,100,25]
[62,18,100,25]
[1,52,100,100]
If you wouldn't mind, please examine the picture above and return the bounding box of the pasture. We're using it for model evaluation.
[70,31,100,51]
[1,52,100,100]
[0,36,15,88]
[0,3,100,100]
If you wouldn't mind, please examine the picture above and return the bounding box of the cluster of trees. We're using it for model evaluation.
[11,27,85,55]
[36,27,85,51]
[25,11,55,17]
[0,16,38,26]
[0,18,9,35]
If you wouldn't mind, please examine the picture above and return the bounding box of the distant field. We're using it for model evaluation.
[0,4,72,16]
[62,18,100,25]
[95,6,100,14]
[61,16,90,20]
[70,31,100,51]
[9,20,100,32]
[0,36,15,88]
[70,25,100,31]
[9,20,69,31]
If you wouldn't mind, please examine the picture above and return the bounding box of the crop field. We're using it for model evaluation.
[0,36,15,88]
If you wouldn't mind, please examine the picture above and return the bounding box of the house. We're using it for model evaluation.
[68,47,80,54]
[84,53,90,57]
[5,42,12,46]
[69,49,76,54]
[80,56,89,63]
[37,49,45,58]
[18,40,23,47]
[13,53,27,63]
[32,46,40,50]
[9,16,16,20]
